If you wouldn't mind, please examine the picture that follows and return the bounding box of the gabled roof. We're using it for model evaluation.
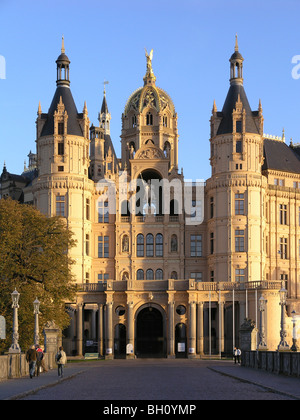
[263,139,300,174]
[40,85,83,137]
[217,84,259,135]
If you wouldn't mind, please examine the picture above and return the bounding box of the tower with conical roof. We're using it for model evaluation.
[33,38,93,289]
[206,37,267,306]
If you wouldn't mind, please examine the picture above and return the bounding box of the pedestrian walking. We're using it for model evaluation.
[55,346,67,378]
[26,345,37,378]
[35,344,44,376]
[237,347,241,364]
[233,347,238,364]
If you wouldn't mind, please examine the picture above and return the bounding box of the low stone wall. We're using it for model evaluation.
[242,351,300,377]
[0,352,56,380]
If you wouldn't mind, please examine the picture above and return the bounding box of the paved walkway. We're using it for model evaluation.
[0,359,299,400]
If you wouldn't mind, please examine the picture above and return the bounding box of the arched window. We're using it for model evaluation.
[137,269,144,280]
[146,233,154,257]
[137,234,144,257]
[171,234,178,252]
[146,269,154,280]
[146,112,153,126]
[155,269,163,280]
[155,234,163,257]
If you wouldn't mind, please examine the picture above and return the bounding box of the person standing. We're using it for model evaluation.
[55,346,67,378]
[35,344,44,376]
[26,345,37,378]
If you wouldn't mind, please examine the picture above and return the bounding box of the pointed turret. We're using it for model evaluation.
[216,36,259,135]
[40,38,83,137]
[98,81,111,135]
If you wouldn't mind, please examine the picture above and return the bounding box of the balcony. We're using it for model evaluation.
[78,280,282,293]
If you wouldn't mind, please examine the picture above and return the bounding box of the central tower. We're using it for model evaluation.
[121,49,179,176]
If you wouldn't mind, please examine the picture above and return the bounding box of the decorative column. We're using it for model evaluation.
[105,293,114,359]
[188,300,197,358]
[126,298,135,359]
[291,311,299,352]
[9,289,21,354]
[197,302,204,355]
[33,297,40,346]
[258,295,267,350]
[168,294,175,358]
[98,304,104,357]
[278,285,290,351]
[218,295,225,355]
[76,303,83,356]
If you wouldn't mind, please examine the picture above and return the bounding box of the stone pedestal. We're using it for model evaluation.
[239,318,257,352]
[43,321,62,354]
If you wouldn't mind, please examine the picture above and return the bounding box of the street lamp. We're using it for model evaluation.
[33,297,40,346]
[9,288,21,354]
[291,311,299,352]
[277,284,290,351]
[258,295,267,350]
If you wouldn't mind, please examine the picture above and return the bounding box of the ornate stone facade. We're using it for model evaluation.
[1,38,300,358]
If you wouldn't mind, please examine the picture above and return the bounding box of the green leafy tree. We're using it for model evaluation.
[0,198,77,353]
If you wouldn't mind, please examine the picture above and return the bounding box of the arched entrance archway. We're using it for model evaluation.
[136,305,166,358]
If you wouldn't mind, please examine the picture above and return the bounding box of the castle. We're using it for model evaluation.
[1,37,300,357]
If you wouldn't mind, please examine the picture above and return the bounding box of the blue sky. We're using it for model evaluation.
[1,0,300,182]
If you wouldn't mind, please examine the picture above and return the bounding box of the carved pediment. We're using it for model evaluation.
[134,145,165,160]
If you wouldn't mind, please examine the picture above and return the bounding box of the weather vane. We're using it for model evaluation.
[103,80,109,95]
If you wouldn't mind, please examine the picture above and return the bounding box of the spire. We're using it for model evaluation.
[229,34,244,86]
[98,82,111,135]
[61,35,65,54]
[235,33,239,52]
[56,37,70,87]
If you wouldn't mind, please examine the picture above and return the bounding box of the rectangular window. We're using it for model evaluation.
[98,236,109,258]
[85,234,90,256]
[98,273,109,282]
[280,237,288,259]
[58,122,64,135]
[235,230,245,252]
[236,121,242,134]
[235,268,245,283]
[235,193,244,215]
[58,142,64,155]
[190,272,202,282]
[279,204,287,225]
[98,200,109,223]
[210,197,214,219]
[190,234,202,257]
[58,166,64,172]
[236,139,242,152]
[86,199,90,221]
[56,194,65,217]
[210,270,214,282]
[210,232,214,254]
